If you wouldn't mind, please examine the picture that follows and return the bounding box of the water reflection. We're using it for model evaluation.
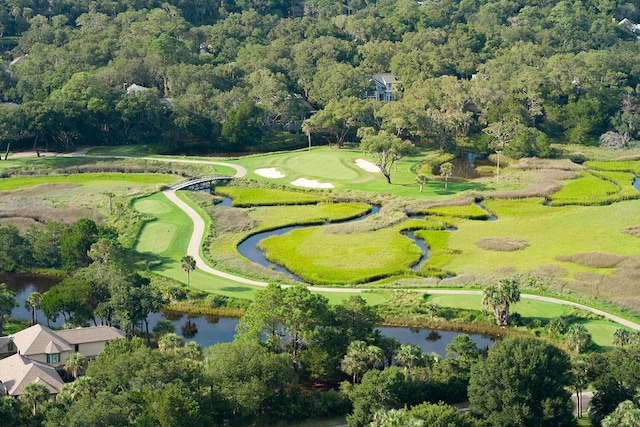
[5,273,494,356]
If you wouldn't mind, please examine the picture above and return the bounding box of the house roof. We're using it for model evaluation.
[372,73,398,85]
[0,353,64,395]
[11,325,72,356]
[126,83,149,94]
[55,326,125,344]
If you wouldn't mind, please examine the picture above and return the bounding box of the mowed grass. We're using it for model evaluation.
[445,198,640,277]
[232,147,483,198]
[215,186,328,206]
[134,191,390,305]
[425,294,618,347]
[0,172,175,191]
[259,224,422,285]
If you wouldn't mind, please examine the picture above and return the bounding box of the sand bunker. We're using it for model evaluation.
[355,159,381,173]
[290,178,334,189]
[255,167,285,178]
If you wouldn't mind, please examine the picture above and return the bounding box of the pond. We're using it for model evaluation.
[4,273,494,357]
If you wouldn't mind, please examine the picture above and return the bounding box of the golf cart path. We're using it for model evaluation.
[162,164,640,330]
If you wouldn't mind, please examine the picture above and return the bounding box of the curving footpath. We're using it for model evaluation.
[159,162,640,331]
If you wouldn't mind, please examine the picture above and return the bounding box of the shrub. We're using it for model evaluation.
[622,225,640,237]
[599,131,630,149]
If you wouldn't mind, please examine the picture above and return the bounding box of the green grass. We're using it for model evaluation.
[0,173,175,191]
[259,223,422,285]
[231,147,485,199]
[421,203,490,219]
[215,186,329,206]
[446,198,640,278]
[424,294,618,347]
[585,159,640,174]
[548,172,620,205]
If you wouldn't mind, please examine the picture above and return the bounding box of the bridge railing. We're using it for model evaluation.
[171,175,233,190]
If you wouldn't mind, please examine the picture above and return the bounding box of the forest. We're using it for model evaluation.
[0,0,639,156]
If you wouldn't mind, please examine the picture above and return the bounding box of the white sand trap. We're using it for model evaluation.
[255,167,285,178]
[290,178,334,189]
[355,159,381,173]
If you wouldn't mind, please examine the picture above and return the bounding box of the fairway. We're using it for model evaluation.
[233,147,483,197]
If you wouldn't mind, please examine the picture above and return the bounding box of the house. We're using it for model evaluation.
[9,324,125,369]
[0,353,65,396]
[366,73,399,102]
[0,337,16,360]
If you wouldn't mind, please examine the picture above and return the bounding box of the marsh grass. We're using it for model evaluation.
[476,237,529,251]
[621,225,640,237]
[419,203,489,219]
[556,252,627,268]
[548,172,620,205]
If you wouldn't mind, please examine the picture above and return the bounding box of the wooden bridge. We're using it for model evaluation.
[171,175,233,191]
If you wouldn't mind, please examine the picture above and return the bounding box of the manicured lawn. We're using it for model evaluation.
[133,191,390,305]
[0,172,175,191]
[231,147,485,198]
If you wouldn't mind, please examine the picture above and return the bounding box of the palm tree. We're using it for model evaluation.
[24,292,42,325]
[103,192,115,215]
[415,174,429,193]
[566,324,591,353]
[395,344,422,368]
[482,277,521,326]
[64,353,88,380]
[20,382,49,416]
[612,328,631,347]
[158,333,184,352]
[340,340,384,384]
[181,255,196,287]
[571,357,589,418]
[439,162,454,190]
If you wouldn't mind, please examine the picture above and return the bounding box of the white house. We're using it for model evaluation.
[366,73,399,102]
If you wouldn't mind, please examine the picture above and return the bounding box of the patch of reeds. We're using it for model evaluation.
[556,252,627,268]
[511,157,586,171]
[476,237,529,251]
[528,264,568,279]
[215,185,328,207]
[621,225,640,237]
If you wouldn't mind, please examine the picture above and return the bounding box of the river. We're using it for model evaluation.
[3,273,493,357]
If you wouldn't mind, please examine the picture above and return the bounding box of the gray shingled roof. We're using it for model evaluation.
[0,353,64,395]
[11,325,72,356]
[372,73,398,85]
[56,326,125,344]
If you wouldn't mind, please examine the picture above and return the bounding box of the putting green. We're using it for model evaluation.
[282,152,360,180]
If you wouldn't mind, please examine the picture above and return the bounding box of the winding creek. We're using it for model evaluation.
[3,273,494,356]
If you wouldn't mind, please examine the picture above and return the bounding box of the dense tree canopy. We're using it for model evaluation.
[0,0,638,155]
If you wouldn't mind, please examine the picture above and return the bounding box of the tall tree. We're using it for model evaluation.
[439,162,454,190]
[483,120,516,182]
[64,353,88,380]
[566,324,591,354]
[181,255,196,288]
[24,291,42,326]
[482,277,521,327]
[0,284,17,336]
[341,340,384,384]
[468,337,574,427]
[19,382,49,416]
[359,130,417,184]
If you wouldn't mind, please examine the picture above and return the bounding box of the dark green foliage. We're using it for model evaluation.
[0,225,31,272]
[60,218,99,272]
[347,366,424,427]
[468,336,575,427]
[221,98,263,146]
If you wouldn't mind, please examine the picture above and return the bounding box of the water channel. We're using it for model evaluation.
[3,273,494,357]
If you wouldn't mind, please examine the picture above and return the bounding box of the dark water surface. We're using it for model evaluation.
[5,273,493,356]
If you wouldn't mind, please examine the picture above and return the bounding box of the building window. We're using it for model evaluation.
[46,354,59,364]
[75,344,79,352]
[7,343,13,351]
